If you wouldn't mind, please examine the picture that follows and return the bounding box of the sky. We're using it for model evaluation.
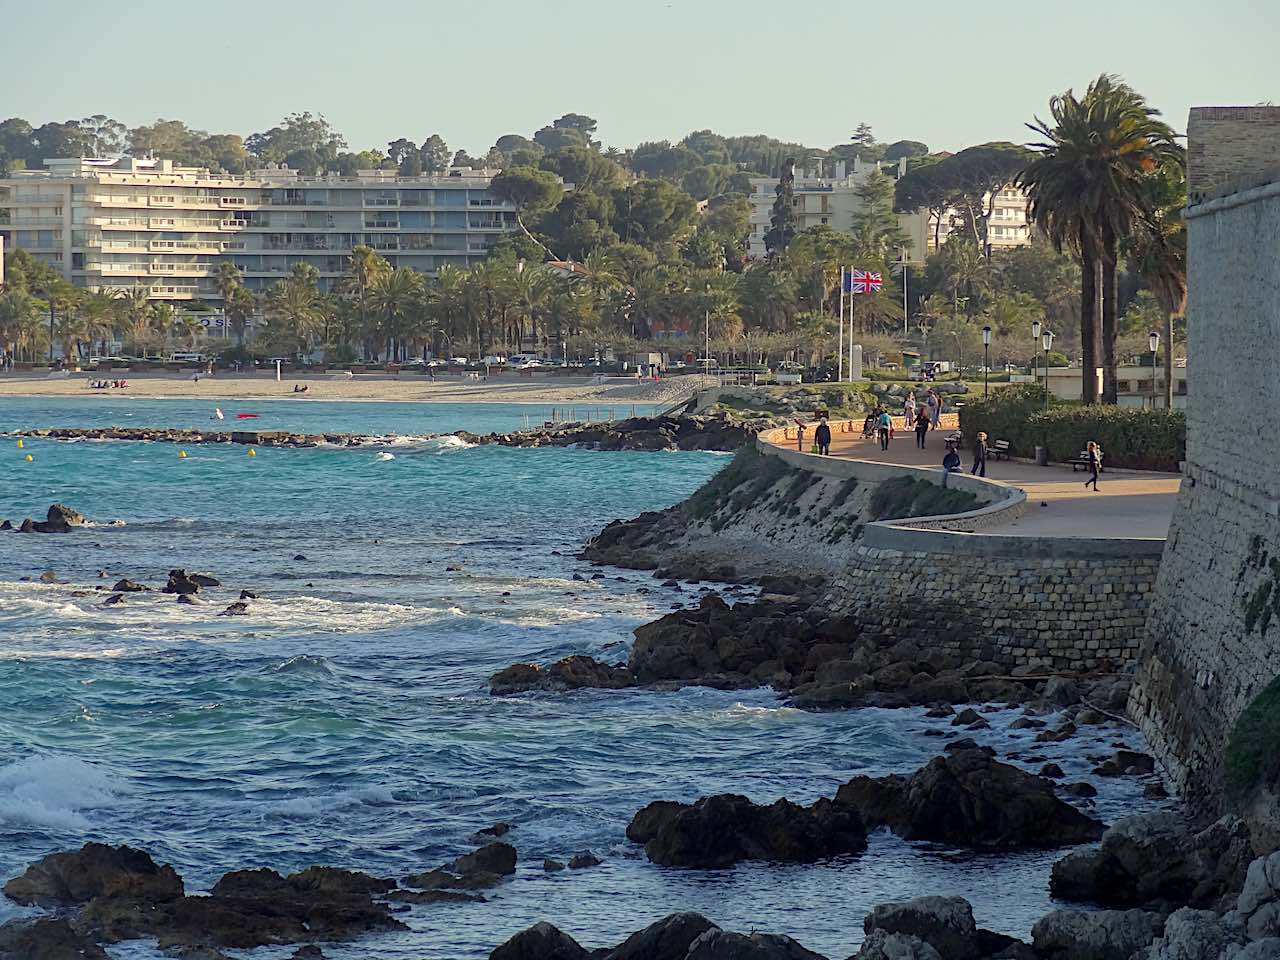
[2,0,1277,156]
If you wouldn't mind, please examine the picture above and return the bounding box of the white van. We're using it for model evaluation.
[507,354,541,368]
[172,353,205,363]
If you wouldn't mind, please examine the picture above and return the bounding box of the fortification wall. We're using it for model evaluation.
[1131,171,1280,810]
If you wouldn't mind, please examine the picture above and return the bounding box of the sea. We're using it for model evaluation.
[0,396,1162,959]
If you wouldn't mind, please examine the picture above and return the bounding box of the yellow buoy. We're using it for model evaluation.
[16,439,24,449]
[24,454,33,462]
[178,451,188,459]
[247,448,257,457]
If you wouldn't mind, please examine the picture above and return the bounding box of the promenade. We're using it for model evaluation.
[767,421,1180,541]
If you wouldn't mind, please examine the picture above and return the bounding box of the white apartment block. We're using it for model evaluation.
[0,157,522,303]
[929,186,1032,252]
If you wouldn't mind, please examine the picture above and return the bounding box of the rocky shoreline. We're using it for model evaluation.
[9,414,762,454]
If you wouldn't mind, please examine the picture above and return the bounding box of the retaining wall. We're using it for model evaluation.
[757,428,1163,672]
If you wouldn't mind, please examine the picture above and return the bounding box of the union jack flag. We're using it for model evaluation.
[850,270,882,295]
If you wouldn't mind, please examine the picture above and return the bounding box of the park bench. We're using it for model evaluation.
[1068,450,1104,472]
[991,439,1012,460]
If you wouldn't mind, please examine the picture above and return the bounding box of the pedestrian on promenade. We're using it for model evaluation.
[794,418,806,452]
[927,390,942,429]
[914,407,931,449]
[814,417,832,456]
[903,394,917,430]
[1084,440,1102,491]
[971,431,989,477]
[876,408,892,452]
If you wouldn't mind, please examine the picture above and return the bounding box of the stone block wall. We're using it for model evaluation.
[830,543,1160,673]
[1187,107,1280,200]
[1132,165,1280,811]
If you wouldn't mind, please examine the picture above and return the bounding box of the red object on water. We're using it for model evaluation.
[235,413,260,420]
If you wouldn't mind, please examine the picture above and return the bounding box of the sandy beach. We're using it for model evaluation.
[0,370,714,406]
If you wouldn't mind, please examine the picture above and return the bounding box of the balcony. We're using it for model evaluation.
[8,216,64,226]
[365,198,399,207]
[220,219,248,230]
[150,239,222,254]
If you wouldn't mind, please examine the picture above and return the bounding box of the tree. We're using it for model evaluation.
[30,121,93,160]
[940,143,1032,253]
[246,112,347,173]
[79,115,127,155]
[420,134,451,173]
[265,268,328,358]
[764,158,798,255]
[0,118,35,173]
[612,179,698,247]
[1020,74,1181,403]
[490,166,566,258]
[884,140,929,163]
[79,288,120,357]
[342,245,391,358]
[368,267,424,360]
[0,289,42,362]
[539,146,625,191]
[850,169,909,262]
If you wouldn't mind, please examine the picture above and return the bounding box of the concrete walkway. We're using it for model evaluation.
[769,423,1181,540]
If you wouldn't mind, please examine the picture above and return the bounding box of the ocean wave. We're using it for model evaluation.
[424,435,475,453]
[265,783,396,818]
[268,654,335,676]
[0,755,120,831]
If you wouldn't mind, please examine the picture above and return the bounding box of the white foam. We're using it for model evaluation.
[424,435,475,452]
[375,451,396,461]
[266,783,395,818]
[0,755,120,831]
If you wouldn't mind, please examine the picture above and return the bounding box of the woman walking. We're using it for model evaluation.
[903,394,917,432]
[1084,440,1102,491]
[971,431,989,477]
[914,406,930,449]
[814,417,832,456]
[928,389,942,429]
[794,418,806,452]
[876,408,892,452]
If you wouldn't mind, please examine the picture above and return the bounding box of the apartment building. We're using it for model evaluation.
[0,157,522,303]
[932,186,1033,252]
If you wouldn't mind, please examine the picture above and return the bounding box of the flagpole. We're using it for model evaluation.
[837,267,845,382]
[848,294,855,382]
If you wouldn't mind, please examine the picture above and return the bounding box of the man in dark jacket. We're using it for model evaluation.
[814,417,832,456]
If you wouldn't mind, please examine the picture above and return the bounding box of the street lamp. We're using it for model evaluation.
[1041,330,1055,409]
[982,325,992,397]
[1031,319,1042,390]
[704,283,711,377]
[1149,331,1161,409]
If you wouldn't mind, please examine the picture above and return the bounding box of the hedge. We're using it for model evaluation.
[959,384,1186,471]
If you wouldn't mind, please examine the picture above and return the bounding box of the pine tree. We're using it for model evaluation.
[764,157,797,254]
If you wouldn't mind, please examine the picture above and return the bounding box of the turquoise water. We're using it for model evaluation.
[0,398,1158,959]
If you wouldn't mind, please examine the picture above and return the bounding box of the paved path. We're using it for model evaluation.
[769,423,1181,540]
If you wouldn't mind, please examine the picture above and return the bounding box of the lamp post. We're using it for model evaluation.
[703,283,711,377]
[982,325,992,397]
[1031,319,1042,391]
[1149,330,1161,409]
[1041,329,1055,409]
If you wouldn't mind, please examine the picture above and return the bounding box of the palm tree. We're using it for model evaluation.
[344,245,390,358]
[225,286,257,351]
[79,289,120,359]
[427,264,470,358]
[0,289,43,363]
[265,278,327,358]
[173,310,205,350]
[368,267,425,361]
[53,310,86,366]
[147,303,177,355]
[1020,74,1181,403]
[1126,164,1187,409]
[118,287,153,357]
[509,264,553,353]
[938,238,991,319]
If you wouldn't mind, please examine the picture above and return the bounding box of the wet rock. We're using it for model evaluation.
[293,554,308,561]
[1062,782,1099,798]
[219,602,249,616]
[1144,782,1168,799]
[1040,763,1066,779]
[542,859,565,872]
[39,570,58,583]
[1043,677,1082,707]
[490,921,590,960]
[111,579,148,593]
[1011,717,1046,730]
[405,842,516,891]
[1139,908,1241,960]
[855,930,942,959]
[631,793,866,868]
[568,851,601,870]
[103,593,125,606]
[176,594,200,605]
[490,656,636,695]
[31,503,89,534]
[604,912,717,960]
[1092,749,1156,777]
[835,749,1104,850]
[385,888,482,904]
[188,573,221,587]
[863,896,979,960]
[1050,814,1253,911]
[0,520,10,531]
[951,708,983,727]
[685,929,826,960]
[477,822,511,838]
[18,519,35,533]
[0,916,109,960]
[239,590,259,600]
[2,843,184,907]
[1030,908,1166,960]
[290,948,327,960]
[162,569,202,595]
[1236,850,1280,940]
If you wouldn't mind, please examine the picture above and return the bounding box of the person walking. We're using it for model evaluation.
[1084,440,1102,491]
[876,408,892,452]
[903,394,917,432]
[971,431,989,477]
[794,418,806,452]
[914,407,931,449]
[927,389,942,429]
[814,417,832,456]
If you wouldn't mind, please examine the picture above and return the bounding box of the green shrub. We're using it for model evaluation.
[868,476,979,521]
[960,383,1185,471]
[1225,674,1280,800]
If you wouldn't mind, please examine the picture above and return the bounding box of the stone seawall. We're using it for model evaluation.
[759,430,1163,673]
[1131,170,1280,817]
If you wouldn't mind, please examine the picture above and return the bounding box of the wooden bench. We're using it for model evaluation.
[1069,451,1104,472]
[991,439,1012,461]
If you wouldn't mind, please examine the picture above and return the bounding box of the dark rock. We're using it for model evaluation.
[490,656,635,695]
[490,922,590,960]
[290,948,327,960]
[1043,677,1082,707]
[684,929,826,960]
[1010,717,1046,730]
[855,929,943,959]
[188,573,221,587]
[405,842,516,892]
[951,708,983,727]
[632,793,867,868]
[477,822,511,838]
[239,590,259,600]
[162,569,202,595]
[111,579,148,593]
[176,594,199,605]
[31,503,88,534]
[542,859,565,872]
[385,888,483,904]
[863,895,979,960]
[219,602,249,617]
[18,519,35,533]
[835,749,1104,849]
[1144,782,1168,799]
[0,916,110,959]
[1030,908,1165,960]
[39,570,58,583]
[1050,814,1254,911]
[1092,750,1156,777]
[627,800,688,844]
[293,554,308,561]
[568,851,601,870]
[0,520,10,531]
[103,593,125,606]
[1040,763,1066,779]
[2,843,183,907]
[1062,782,1099,798]
[603,912,717,960]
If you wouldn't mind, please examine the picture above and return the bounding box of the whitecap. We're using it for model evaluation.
[0,755,120,831]
[375,452,396,461]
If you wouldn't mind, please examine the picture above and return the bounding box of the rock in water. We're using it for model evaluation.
[2,843,184,907]
[1141,908,1243,960]
[188,573,221,587]
[111,579,148,592]
[684,929,827,960]
[1030,909,1166,960]
[30,503,89,534]
[490,921,590,960]
[0,519,12,531]
[1050,814,1253,910]
[835,749,1104,849]
[863,896,979,960]
[0,916,109,960]
[631,793,867,868]
[405,842,517,892]
[490,656,636,695]
[567,851,600,869]
[605,913,717,960]
[18,519,35,533]
[1237,850,1280,940]
[219,601,249,617]
[855,930,943,960]
[103,593,125,606]
[162,569,202,595]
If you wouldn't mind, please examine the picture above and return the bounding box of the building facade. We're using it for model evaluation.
[1045,363,1188,409]
[0,157,522,304]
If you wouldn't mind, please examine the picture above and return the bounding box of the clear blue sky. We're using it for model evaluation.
[3,0,1276,154]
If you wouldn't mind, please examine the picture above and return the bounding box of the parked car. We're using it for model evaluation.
[482,355,507,366]
[507,354,542,368]
[449,356,469,365]
[172,352,205,363]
